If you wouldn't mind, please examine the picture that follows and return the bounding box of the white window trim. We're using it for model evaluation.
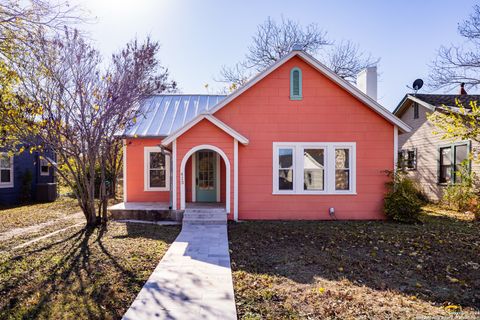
[0,152,14,188]
[40,158,50,176]
[272,142,356,195]
[144,146,170,192]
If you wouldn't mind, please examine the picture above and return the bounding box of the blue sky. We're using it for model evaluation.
[79,0,478,111]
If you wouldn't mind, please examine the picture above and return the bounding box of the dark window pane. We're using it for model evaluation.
[1,169,11,183]
[150,170,165,188]
[414,103,419,119]
[292,70,300,96]
[150,152,165,169]
[278,148,293,168]
[407,150,416,170]
[335,170,350,190]
[279,169,293,190]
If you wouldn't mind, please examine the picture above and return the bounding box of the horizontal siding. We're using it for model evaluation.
[215,56,394,220]
[125,138,170,203]
[398,102,480,201]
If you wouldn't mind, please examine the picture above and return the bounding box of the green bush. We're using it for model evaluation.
[441,164,480,218]
[384,170,423,223]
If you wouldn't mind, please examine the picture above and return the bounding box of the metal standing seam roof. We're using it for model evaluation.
[122,94,227,137]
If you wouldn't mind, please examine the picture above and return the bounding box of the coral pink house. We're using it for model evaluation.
[120,49,410,221]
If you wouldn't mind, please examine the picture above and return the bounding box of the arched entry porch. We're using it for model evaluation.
[179,144,231,213]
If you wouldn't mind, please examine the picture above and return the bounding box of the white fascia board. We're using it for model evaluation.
[161,114,249,146]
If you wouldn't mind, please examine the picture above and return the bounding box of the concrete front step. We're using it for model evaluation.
[182,209,227,225]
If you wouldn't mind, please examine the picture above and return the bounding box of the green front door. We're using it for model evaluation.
[196,151,217,202]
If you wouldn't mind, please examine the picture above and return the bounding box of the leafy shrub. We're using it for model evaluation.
[384,170,424,223]
[441,164,480,220]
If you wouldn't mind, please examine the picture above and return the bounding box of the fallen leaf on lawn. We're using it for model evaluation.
[444,305,462,312]
[447,276,460,283]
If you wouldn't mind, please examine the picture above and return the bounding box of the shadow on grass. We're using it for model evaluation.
[0,222,180,319]
[228,212,480,310]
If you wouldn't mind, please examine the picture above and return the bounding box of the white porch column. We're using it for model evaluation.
[122,139,127,202]
[234,139,239,221]
[172,139,177,210]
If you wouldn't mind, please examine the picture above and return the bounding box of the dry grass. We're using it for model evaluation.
[0,197,80,233]
[229,206,479,319]
[0,222,180,319]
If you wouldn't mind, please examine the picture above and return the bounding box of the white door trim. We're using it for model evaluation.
[122,139,127,202]
[191,153,196,202]
[172,140,177,209]
[216,153,221,202]
[180,144,230,213]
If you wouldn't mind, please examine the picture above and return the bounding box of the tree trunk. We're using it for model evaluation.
[100,155,108,223]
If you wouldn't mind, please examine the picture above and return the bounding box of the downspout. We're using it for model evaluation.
[159,145,173,210]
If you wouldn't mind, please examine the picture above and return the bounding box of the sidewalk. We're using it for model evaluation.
[122,223,237,319]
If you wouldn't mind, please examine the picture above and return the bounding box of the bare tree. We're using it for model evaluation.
[1,29,176,226]
[324,40,377,80]
[219,17,377,88]
[0,0,83,60]
[430,5,480,90]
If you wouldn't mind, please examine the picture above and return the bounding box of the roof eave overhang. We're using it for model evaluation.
[393,94,436,118]
[161,114,249,146]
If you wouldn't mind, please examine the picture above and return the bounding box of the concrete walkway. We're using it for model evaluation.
[122,210,237,320]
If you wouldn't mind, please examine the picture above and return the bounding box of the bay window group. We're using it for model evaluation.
[274,142,356,194]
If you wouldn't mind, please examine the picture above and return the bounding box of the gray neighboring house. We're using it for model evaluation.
[393,93,480,201]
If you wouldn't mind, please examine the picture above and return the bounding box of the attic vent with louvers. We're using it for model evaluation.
[290,67,302,100]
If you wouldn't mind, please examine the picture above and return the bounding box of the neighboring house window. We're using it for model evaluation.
[40,158,50,176]
[273,142,356,194]
[290,67,302,100]
[399,148,417,170]
[413,103,419,119]
[0,153,14,188]
[438,142,470,184]
[144,147,170,191]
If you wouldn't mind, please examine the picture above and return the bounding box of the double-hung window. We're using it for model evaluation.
[398,148,417,170]
[273,143,356,194]
[0,153,14,188]
[438,142,470,184]
[144,147,170,191]
[40,158,50,176]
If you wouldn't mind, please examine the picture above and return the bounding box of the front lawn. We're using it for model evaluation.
[0,197,81,233]
[229,206,479,319]
[0,222,180,319]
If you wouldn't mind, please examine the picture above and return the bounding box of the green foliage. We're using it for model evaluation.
[427,100,480,162]
[384,170,424,223]
[20,169,32,202]
[441,164,480,219]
